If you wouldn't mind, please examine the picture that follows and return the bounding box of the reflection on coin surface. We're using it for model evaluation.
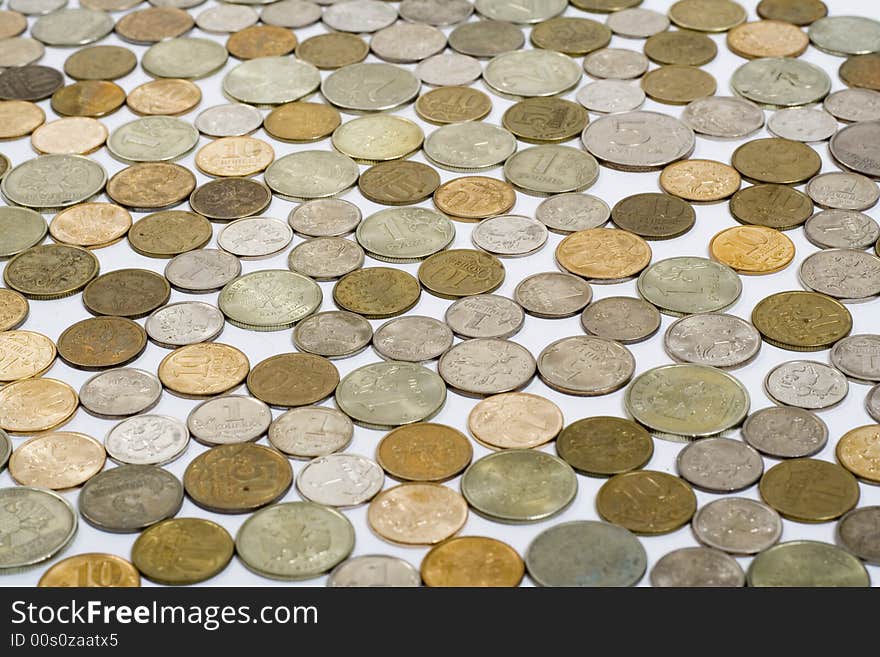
[0,330,55,382]
[294,311,372,359]
[78,368,161,420]
[165,249,241,293]
[372,316,452,362]
[468,392,562,450]
[39,554,140,588]
[9,431,103,489]
[327,555,420,587]
[368,483,467,545]
[582,111,694,171]
[0,487,76,572]
[0,378,78,434]
[681,95,764,139]
[439,338,536,396]
[538,336,635,396]
[421,536,524,587]
[764,360,848,410]
[219,270,322,330]
[709,225,795,275]
[377,423,472,482]
[836,425,880,484]
[472,214,548,257]
[767,107,836,142]
[444,294,524,339]
[760,458,859,522]
[650,547,745,588]
[747,541,869,587]
[218,216,292,260]
[297,453,384,507]
[556,416,653,476]
[556,228,652,283]
[693,497,783,555]
[132,518,233,585]
[269,406,353,459]
[638,257,742,316]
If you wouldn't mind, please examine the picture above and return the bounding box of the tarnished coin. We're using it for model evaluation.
[415,86,491,125]
[752,290,852,351]
[129,211,211,259]
[377,423,472,482]
[525,520,646,587]
[582,111,694,171]
[681,95,764,139]
[333,267,420,319]
[424,122,516,171]
[439,338,535,396]
[190,177,272,221]
[357,207,453,262]
[9,431,104,489]
[760,458,859,522]
[421,536,523,587]
[293,310,372,359]
[448,19,524,58]
[514,272,591,319]
[809,16,880,56]
[799,249,880,302]
[0,64,63,101]
[106,163,196,211]
[730,184,813,230]
[82,269,169,319]
[503,146,598,196]
[728,20,808,59]
[831,334,880,383]
[419,249,506,298]
[4,244,98,300]
[165,249,241,293]
[644,29,717,66]
[732,138,820,185]
[538,336,635,396]
[260,0,320,27]
[217,216,291,260]
[664,313,761,368]
[476,0,564,23]
[693,497,782,555]
[368,483,467,545]
[359,161,440,207]
[806,172,879,212]
[2,154,105,212]
[831,121,880,179]
[472,214,548,257]
[195,137,275,178]
[373,316,452,362]
[556,228,652,283]
[64,45,136,81]
[416,53,482,87]
[757,0,827,25]
[556,416,653,476]
[669,0,746,32]
[195,103,262,138]
[115,6,193,44]
[611,192,696,239]
[583,47,648,79]
[676,437,763,493]
[638,257,742,316]
[837,425,880,484]
[444,294,524,339]
[575,80,645,113]
[296,453,384,507]
[732,57,830,108]
[329,555,420,587]
[105,414,189,466]
[269,406,353,459]
[742,406,828,458]
[530,16,610,55]
[748,540,869,587]
[767,108,837,142]
[484,49,581,98]
[466,392,561,451]
[0,288,29,332]
[580,296,661,344]
[370,21,446,64]
[142,37,228,80]
[31,117,107,156]
[50,80,125,118]
[0,377,78,434]
[825,88,880,124]
[264,151,359,201]
[57,316,146,371]
[295,32,368,70]
[709,225,795,275]
[321,62,419,112]
[0,330,54,383]
[223,57,319,106]
[434,176,515,222]
[79,368,162,419]
[196,3,258,32]
[625,364,749,439]
[145,301,224,349]
[288,198,361,238]
[0,488,76,572]
[837,507,880,565]
[107,116,199,163]
[288,237,364,281]
[840,53,880,91]
[219,270,322,331]
[247,353,337,408]
[226,25,297,60]
[263,101,340,143]
[323,0,396,33]
[39,554,140,587]
[535,193,609,234]
[132,518,233,585]
[187,395,271,446]
[641,65,717,105]
[597,471,697,535]
[659,161,740,203]
[651,547,745,588]
[607,7,668,37]
[158,343,250,398]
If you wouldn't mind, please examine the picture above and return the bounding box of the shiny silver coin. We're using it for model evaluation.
[105,415,190,466]
[650,547,745,588]
[356,207,454,263]
[830,334,880,384]
[321,62,420,112]
[438,338,535,396]
[576,79,645,113]
[799,248,880,302]
[370,22,446,64]
[484,49,581,98]
[288,237,364,281]
[444,294,525,339]
[804,209,880,250]
[145,301,225,349]
[830,121,880,179]
[327,555,421,587]
[187,395,272,446]
[196,4,259,32]
[373,315,453,362]
[537,335,635,396]
[107,116,198,163]
[809,15,880,56]
[79,368,162,419]
[9,0,67,15]
[218,216,293,260]
[824,88,880,123]
[288,198,362,238]
[805,172,879,211]
[692,498,782,555]
[535,192,610,233]
[583,47,648,80]
[741,406,828,458]
[580,296,661,344]
[293,310,372,359]
[1,154,106,211]
[767,108,837,142]
[638,257,742,316]
[424,122,517,171]
[514,272,592,319]
[837,506,880,566]
[142,37,227,80]
[194,103,263,138]
[663,313,761,369]
[296,453,384,507]
[399,0,472,26]
[269,406,353,459]
[260,0,321,28]
[582,111,694,171]
[676,437,763,493]
[264,151,359,201]
[415,52,482,87]
[164,249,242,293]
[732,57,830,108]
[223,57,321,106]
[868,384,880,423]
[471,214,548,257]
[475,0,565,24]
[322,0,396,33]
[681,96,764,139]
[764,360,848,410]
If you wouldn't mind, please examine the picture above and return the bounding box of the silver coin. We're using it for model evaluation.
[809,15,880,56]
[650,547,745,588]
[187,395,272,446]
[514,272,592,319]
[142,37,228,80]
[107,116,199,163]
[357,207,454,263]
[224,57,321,106]
[288,237,364,281]
[606,7,669,37]
[293,310,372,359]
[370,22,446,64]
[296,453,384,507]
[149,0,205,7]
[194,103,263,138]
[196,3,258,32]
[767,108,837,142]
[764,360,848,410]
[30,8,112,46]
[576,79,645,113]
[399,0,472,26]
[0,429,10,471]
[806,172,879,212]
[461,449,576,523]
[218,216,293,260]
[837,506,880,566]
[731,57,831,108]
[322,0,396,32]
[78,465,182,533]
[448,19,524,58]
[676,437,763,493]
[535,192,610,233]
[580,296,661,344]
[260,0,321,28]
[322,62,420,112]
[582,111,694,171]
[416,52,482,87]
[145,301,225,349]
[81,0,142,9]
[804,210,880,250]
[438,338,535,396]
[681,95,764,139]
[484,49,581,98]
[105,414,190,466]
[830,334,880,384]
[164,249,242,293]
[503,145,599,196]
[824,88,880,123]
[741,406,828,458]
[0,207,47,257]
[475,0,565,24]
[525,520,646,587]
[0,38,44,68]
[288,198,361,238]
[373,315,452,362]
[79,368,162,419]
[0,487,76,571]
[747,540,870,587]
[424,122,517,171]
[264,151,359,200]
[664,313,761,369]
[444,294,525,339]
[799,248,880,302]
[327,554,421,587]
[537,335,635,396]
[9,0,66,14]
[638,257,742,316]
[269,406,353,459]
[830,121,880,179]
[219,269,322,331]
[583,47,648,80]
[868,384,880,423]
[1,154,105,211]
[693,498,782,555]
[472,214,548,257]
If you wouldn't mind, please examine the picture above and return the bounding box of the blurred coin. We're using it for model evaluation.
[767,107,836,142]
[641,65,716,105]
[757,0,826,25]
[809,16,880,56]
[295,32,368,69]
[399,0,471,25]
[538,335,634,396]
[288,198,361,238]
[370,22,445,63]
[31,117,107,156]
[217,216,291,259]
[10,431,104,489]
[264,151,359,200]
[0,99,44,138]
[448,19,523,58]
[664,313,761,368]
[748,541,869,587]
[145,301,224,349]
[0,488,76,572]
[0,288,29,332]
[373,316,452,362]
[0,9,26,38]
[187,395,271,446]
[227,25,297,60]
[824,88,880,123]
[760,458,859,522]
[0,207,47,259]
[108,116,198,163]
[39,554,139,587]
[727,20,808,58]
[638,257,742,316]
[0,330,54,383]
[132,518,233,585]
[840,53,880,91]
[51,80,125,118]
[745,407,831,459]
[468,392,562,450]
[530,16,610,55]
[323,0,395,32]
[293,310,372,359]
[830,121,880,178]
[165,249,241,293]
[580,296,660,344]
[127,78,201,116]
[195,103,262,138]
[3,244,97,299]
[288,237,364,281]
[421,536,523,587]
[677,437,763,492]
[732,137,820,184]
[444,294,524,339]
[115,6,192,44]
[0,64,62,101]
[296,453,384,507]
[485,49,581,98]
[660,161,740,203]
[476,0,564,23]
[837,507,880,565]
[555,416,652,476]
[83,268,170,319]
[831,334,880,383]
[369,483,467,545]
[79,368,162,419]
[597,470,697,534]
[805,210,880,250]
[190,178,271,221]
[247,353,337,408]
[58,316,146,370]
[709,225,795,275]
[196,3,257,32]
[332,114,423,164]
[752,290,851,351]
[142,37,227,79]
[576,79,645,113]
[732,57,830,108]
[260,0,320,27]
[692,497,782,554]
[644,29,716,66]
[0,37,44,67]
[224,57,319,106]
[651,547,744,588]
[105,414,189,466]
[377,423,472,482]
[669,0,746,32]
[611,192,695,238]
[31,8,113,46]
[328,555,420,587]
[63,45,136,80]
[837,425,880,484]
[424,122,516,171]
[504,146,598,196]
[269,406,353,459]
[606,8,668,38]
[219,270,322,330]
[583,47,648,79]
[416,53,482,87]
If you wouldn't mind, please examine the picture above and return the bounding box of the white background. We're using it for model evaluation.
[2,0,879,587]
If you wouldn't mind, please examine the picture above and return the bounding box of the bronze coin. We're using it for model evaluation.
[756,0,827,25]
[246,353,339,408]
[376,423,473,483]
[732,138,821,185]
[227,25,297,59]
[0,9,26,40]
[359,160,441,205]
[502,97,588,143]
[128,210,212,258]
[158,343,250,398]
[82,268,171,319]
[840,54,880,91]
[57,316,147,370]
[759,458,859,522]
[641,65,717,105]
[0,288,29,331]
[115,7,194,44]
[127,79,202,116]
[752,290,852,351]
[107,162,197,211]
[49,202,132,248]
[333,267,422,318]
[530,16,612,56]
[4,244,100,300]
[0,100,45,139]
[0,65,64,101]
[433,176,517,222]
[729,184,814,230]
[556,416,654,477]
[295,32,369,69]
[727,20,809,59]
[50,81,126,118]
[418,249,506,299]
[414,87,492,125]
[64,45,138,81]
[184,443,292,514]
[189,177,272,221]
[644,29,718,66]
[131,518,233,585]
[597,471,697,535]
[263,101,341,142]
[611,192,696,239]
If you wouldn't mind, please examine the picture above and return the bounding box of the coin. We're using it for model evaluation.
[421,536,523,587]
[831,121,880,178]
[757,0,827,25]
[709,225,795,275]
[287,237,364,281]
[439,338,535,396]
[368,483,467,545]
[145,301,224,349]
[126,78,201,117]
[681,95,764,139]
[444,294,524,339]
[187,395,272,446]
[108,116,199,163]
[4,244,100,300]
[676,437,763,493]
[263,101,340,143]
[0,9,26,39]
[484,49,581,98]
[0,99,44,138]
[196,3,257,32]
[424,122,516,171]
[530,16,610,55]
[0,330,55,383]
[597,471,697,534]
[227,25,297,60]
[57,316,147,371]
[761,458,859,522]
[323,0,396,32]
[837,507,880,565]
[472,214,548,257]
[660,160,741,203]
[399,0,472,25]
[190,177,272,221]
[729,184,813,230]
[260,0,321,28]
[638,257,742,316]
[504,145,598,196]
[836,425,880,485]
[831,334,880,384]
[236,502,354,580]
[535,193,609,233]
[50,80,125,118]
[128,211,211,259]
[30,8,113,46]
[641,65,717,105]
[800,249,880,302]
[38,553,139,588]
[810,16,880,56]
[538,336,635,396]
[664,313,761,368]
[247,353,338,408]
[0,288,28,331]
[733,138,821,185]
[743,406,827,459]
[332,115,423,165]
[132,517,233,585]
[732,57,830,108]
[556,228,652,283]
[377,422,472,482]
[107,163,196,211]
[668,0,746,32]
[825,88,880,124]
[767,108,837,142]
[448,19,524,58]
[575,80,646,113]
[372,316,452,363]
[607,8,669,38]
[195,103,262,138]
[296,453,384,507]
[840,53,880,91]
[288,198,361,238]
[582,111,694,171]
[165,249,241,293]
[692,497,782,555]
[370,21,446,64]
[31,117,107,156]
[295,32,368,69]
[514,272,591,319]
[332,267,420,319]
[728,20,808,59]
[415,86,491,125]
[2,154,106,212]
[650,547,745,588]
[611,192,696,238]
[321,62,419,112]
[10,431,105,489]
[64,45,136,81]
[293,310,371,359]
[753,290,852,351]
[748,540,869,587]
[583,47,649,79]
[765,359,848,411]
[219,270,322,330]
[142,37,228,80]
[807,172,879,212]
[0,488,76,572]
[644,29,717,66]
[359,162,440,208]
[357,207,452,262]
[433,176,515,222]
[625,364,749,439]
[158,343,249,398]
[416,53,482,87]
[264,151,359,201]
[105,414,189,466]
[418,250,505,299]
[556,416,652,476]
[217,216,292,260]
[0,64,63,101]
[0,377,78,434]
[82,268,169,319]
[115,6,192,43]
[580,296,660,344]
[224,57,319,107]
[268,406,353,459]
[476,0,564,23]
[79,368,162,419]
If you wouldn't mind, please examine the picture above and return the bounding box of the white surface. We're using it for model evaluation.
[2,0,879,587]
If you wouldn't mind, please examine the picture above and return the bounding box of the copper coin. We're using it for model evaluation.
[333,267,422,318]
[641,65,717,105]
[82,268,171,319]
[0,288,29,331]
[115,7,194,44]
[31,117,108,155]
[107,162,197,211]
[727,20,809,59]
[415,86,492,125]
[376,423,473,482]
[4,244,100,300]
[732,138,821,185]
[0,65,64,101]
[227,25,297,59]
[421,536,524,587]
[189,177,271,221]
[418,250,505,298]
[295,32,369,69]
[0,330,55,383]
[0,99,44,139]
[840,54,880,91]
[468,392,564,450]
[709,225,795,275]
[49,203,132,249]
[57,316,147,370]
[659,160,741,203]
[50,80,126,118]
[757,0,827,26]
[0,9,26,40]
[195,137,275,177]
[128,210,212,258]
[247,353,339,408]
[0,377,78,435]
[530,16,612,56]
[359,160,441,205]
[368,483,468,546]
[597,470,697,535]
[64,45,137,81]
[131,518,233,585]
[837,425,880,485]
[433,176,517,222]
[556,228,652,282]
[158,343,250,398]
[127,78,202,116]
[263,101,341,142]
[9,431,105,489]
[39,553,140,587]
[502,97,588,143]
[729,184,813,230]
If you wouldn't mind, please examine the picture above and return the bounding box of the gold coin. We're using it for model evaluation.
[295,32,368,69]
[467,392,563,450]
[31,117,108,155]
[184,443,292,513]
[709,225,795,275]
[415,86,492,125]
[556,416,654,476]
[0,288,29,331]
[128,210,212,258]
[115,6,194,44]
[530,16,611,56]
[376,423,473,482]
[660,159,741,202]
[418,249,505,298]
[752,290,852,351]
[247,353,338,408]
[64,45,138,81]
[50,81,126,118]
[730,184,813,230]
[106,162,197,210]
[131,518,234,585]
[227,25,297,60]
[0,330,56,383]
[0,378,78,434]
[334,267,422,318]
[39,553,140,587]
[0,100,44,139]
[421,536,524,587]
[433,176,516,222]
[556,228,652,282]
[757,0,827,26]
[644,29,718,66]
[597,470,697,535]
[840,53,880,91]
[836,425,880,485]
[83,268,170,319]
[195,136,275,177]
[3,245,100,300]
[9,431,105,489]
[669,0,748,32]
[126,78,202,116]
[368,483,468,546]
[57,316,147,370]
[732,138,821,185]
[727,20,809,58]
[158,343,250,398]
[358,160,441,205]
[641,65,717,105]
[760,458,859,522]
[49,202,132,248]
[501,97,588,143]
[263,101,341,142]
